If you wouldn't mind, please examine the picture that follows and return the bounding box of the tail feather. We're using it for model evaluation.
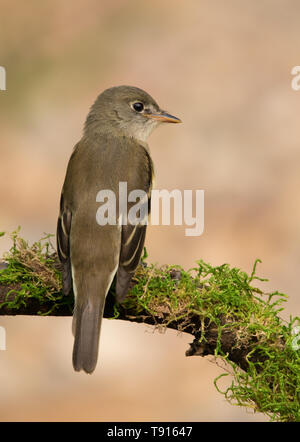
[72,297,105,374]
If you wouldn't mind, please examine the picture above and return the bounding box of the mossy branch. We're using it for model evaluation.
[0,230,299,422]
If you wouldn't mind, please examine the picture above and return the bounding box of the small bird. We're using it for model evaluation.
[57,86,181,373]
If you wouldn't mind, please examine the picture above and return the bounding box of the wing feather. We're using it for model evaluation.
[57,193,72,295]
[115,146,153,302]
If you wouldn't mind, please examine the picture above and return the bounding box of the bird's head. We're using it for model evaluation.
[84,85,181,142]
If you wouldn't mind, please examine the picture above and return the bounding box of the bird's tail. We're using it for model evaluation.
[72,295,105,374]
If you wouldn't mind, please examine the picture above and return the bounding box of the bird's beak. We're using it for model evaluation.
[145,110,182,124]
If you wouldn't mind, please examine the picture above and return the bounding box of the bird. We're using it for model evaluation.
[57,85,181,374]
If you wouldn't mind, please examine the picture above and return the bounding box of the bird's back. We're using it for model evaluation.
[63,133,153,210]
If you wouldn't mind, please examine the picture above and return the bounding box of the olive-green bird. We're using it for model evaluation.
[57,86,181,373]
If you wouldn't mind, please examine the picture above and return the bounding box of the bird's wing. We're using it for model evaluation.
[116,147,153,302]
[57,192,72,294]
[116,224,147,302]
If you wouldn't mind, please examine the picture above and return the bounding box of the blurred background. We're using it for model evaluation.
[0,0,300,422]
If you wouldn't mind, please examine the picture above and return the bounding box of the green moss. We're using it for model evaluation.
[0,229,73,314]
[113,258,300,421]
[0,230,299,421]
[124,261,300,421]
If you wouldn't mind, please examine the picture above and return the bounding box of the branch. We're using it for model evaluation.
[0,265,252,372]
[0,231,299,422]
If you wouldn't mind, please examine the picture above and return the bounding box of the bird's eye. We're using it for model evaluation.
[132,102,144,112]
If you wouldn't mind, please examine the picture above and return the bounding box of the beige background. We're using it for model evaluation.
[0,0,300,421]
